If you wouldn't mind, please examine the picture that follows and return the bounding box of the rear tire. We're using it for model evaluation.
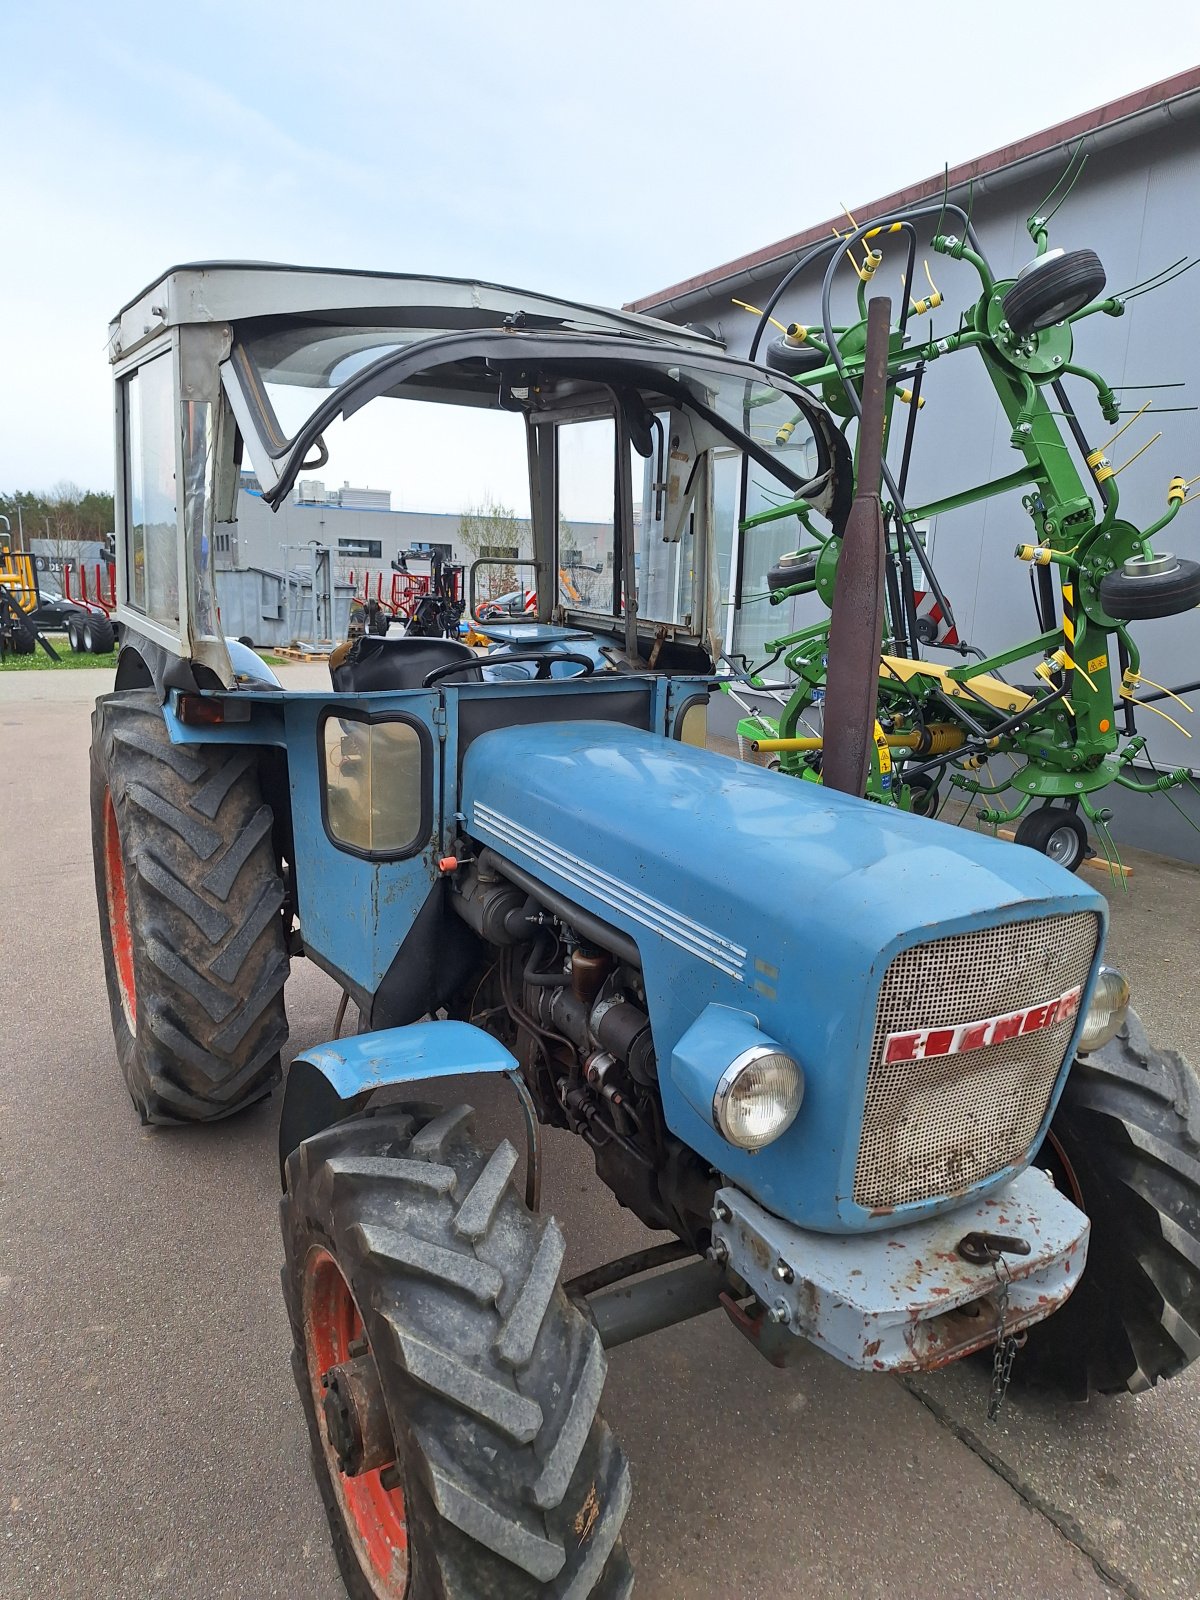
[85,615,116,653]
[6,619,36,655]
[282,1106,633,1599]
[67,616,88,653]
[89,689,290,1123]
[1019,1011,1200,1397]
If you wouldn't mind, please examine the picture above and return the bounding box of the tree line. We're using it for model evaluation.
[1,484,115,544]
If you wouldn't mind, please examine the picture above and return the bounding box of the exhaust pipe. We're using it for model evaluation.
[821,295,890,798]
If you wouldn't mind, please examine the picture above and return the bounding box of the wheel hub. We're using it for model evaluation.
[321,1352,397,1478]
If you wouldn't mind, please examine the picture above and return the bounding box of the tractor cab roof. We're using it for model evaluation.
[108,261,723,366]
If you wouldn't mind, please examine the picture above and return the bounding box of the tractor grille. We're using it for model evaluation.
[853,911,1101,1211]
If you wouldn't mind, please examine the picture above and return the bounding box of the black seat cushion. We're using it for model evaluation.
[329,634,482,692]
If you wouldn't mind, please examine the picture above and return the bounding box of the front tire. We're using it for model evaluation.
[282,1106,633,1599]
[89,689,290,1123]
[1019,1011,1200,1397]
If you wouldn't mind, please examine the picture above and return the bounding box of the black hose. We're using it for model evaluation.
[523,931,570,988]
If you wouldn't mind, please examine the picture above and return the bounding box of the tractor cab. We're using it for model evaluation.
[108,262,849,693]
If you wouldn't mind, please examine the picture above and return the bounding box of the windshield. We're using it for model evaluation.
[228,325,844,517]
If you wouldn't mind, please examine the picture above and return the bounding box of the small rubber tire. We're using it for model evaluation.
[7,620,36,655]
[1098,556,1200,621]
[765,337,827,378]
[1014,805,1089,872]
[84,615,116,653]
[904,773,939,817]
[767,554,818,594]
[1002,248,1107,335]
[1018,1010,1200,1397]
[282,1105,633,1599]
[89,689,290,1123]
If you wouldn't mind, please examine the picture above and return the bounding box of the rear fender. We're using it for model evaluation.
[278,1020,517,1181]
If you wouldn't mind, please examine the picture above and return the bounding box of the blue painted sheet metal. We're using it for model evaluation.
[279,692,443,992]
[294,1020,517,1098]
[460,721,1108,1233]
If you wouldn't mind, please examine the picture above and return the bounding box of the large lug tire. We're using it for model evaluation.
[1019,1010,1200,1398]
[1098,555,1200,621]
[67,616,88,653]
[89,689,289,1123]
[6,618,36,654]
[282,1106,633,1600]
[84,613,117,653]
[1001,248,1107,336]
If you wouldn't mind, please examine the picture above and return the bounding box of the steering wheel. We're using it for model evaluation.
[422,650,597,687]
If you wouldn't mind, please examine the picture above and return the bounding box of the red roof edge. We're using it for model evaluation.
[626,66,1200,313]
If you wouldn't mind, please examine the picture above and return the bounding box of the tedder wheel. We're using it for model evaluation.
[89,689,289,1123]
[1098,554,1200,621]
[1001,248,1107,336]
[282,1105,633,1600]
[84,614,116,653]
[767,553,818,594]
[904,773,940,817]
[765,336,827,378]
[1014,804,1089,872]
[1018,1011,1200,1398]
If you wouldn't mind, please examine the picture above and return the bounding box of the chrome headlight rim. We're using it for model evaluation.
[1077,964,1131,1055]
[713,1044,803,1151]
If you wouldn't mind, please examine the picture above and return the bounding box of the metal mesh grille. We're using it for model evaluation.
[853,911,1100,1211]
[737,736,775,767]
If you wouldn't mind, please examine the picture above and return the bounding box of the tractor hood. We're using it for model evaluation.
[461,721,1108,1232]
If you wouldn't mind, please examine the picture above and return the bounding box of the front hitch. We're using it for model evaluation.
[709,1166,1088,1373]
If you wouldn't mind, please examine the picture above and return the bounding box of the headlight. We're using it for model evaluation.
[1077,966,1130,1054]
[713,1047,803,1150]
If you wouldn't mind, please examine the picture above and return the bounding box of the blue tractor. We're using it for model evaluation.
[92,264,1200,1599]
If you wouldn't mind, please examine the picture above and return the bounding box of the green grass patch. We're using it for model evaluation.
[1,644,118,671]
[1,644,287,673]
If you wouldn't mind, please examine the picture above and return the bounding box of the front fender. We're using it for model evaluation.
[279,1021,517,1181]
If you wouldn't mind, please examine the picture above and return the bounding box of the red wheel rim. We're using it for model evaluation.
[304,1249,410,1596]
[103,789,137,1034]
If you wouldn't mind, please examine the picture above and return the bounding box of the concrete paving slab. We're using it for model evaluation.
[2,673,1194,1598]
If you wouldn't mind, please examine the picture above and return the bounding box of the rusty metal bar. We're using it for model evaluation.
[821,296,891,797]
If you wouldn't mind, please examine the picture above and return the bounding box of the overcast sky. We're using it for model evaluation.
[2,0,1197,504]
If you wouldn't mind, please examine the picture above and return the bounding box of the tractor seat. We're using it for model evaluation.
[329,634,482,692]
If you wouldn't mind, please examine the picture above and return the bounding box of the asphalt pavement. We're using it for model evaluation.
[2,666,1197,1600]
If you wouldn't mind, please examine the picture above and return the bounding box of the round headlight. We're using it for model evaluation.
[1077,966,1130,1054]
[713,1047,803,1150]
